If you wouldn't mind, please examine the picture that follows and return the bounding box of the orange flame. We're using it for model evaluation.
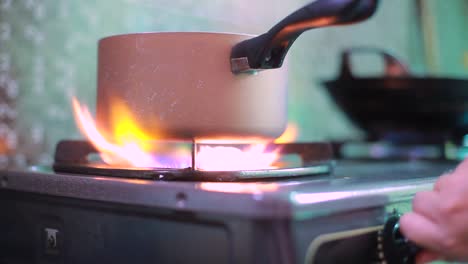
[72,97,297,171]
[274,123,298,144]
[72,98,167,167]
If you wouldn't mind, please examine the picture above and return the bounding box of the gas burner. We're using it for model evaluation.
[53,140,334,181]
[334,130,467,162]
[332,140,460,161]
[367,130,456,145]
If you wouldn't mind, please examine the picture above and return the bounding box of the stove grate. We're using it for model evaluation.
[52,140,334,181]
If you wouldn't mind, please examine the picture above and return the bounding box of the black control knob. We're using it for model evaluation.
[379,213,421,264]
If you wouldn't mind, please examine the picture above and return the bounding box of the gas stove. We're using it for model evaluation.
[0,140,457,264]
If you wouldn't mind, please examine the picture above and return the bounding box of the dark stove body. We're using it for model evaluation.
[0,160,455,264]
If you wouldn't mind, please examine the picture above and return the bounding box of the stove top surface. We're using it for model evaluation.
[1,159,456,220]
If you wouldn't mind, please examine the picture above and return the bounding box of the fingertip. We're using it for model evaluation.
[433,172,456,192]
[398,212,413,236]
[397,213,444,253]
[453,158,468,175]
[411,191,440,221]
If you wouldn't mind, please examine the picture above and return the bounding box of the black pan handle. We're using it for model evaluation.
[338,47,411,79]
[230,0,380,74]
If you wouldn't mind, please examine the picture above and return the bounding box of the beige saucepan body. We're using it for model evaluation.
[96,0,379,140]
[97,32,288,140]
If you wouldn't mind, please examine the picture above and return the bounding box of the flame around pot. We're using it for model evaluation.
[72,98,175,168]
[72,97,297,171]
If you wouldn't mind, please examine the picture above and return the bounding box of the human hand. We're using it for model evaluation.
[400,159,468,263]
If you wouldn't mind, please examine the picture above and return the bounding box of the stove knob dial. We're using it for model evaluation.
[378,213,421,264]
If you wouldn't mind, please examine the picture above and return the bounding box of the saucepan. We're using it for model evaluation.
[96,0,379,140]
[323,47,468,142]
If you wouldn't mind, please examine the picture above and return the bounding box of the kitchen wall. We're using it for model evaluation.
[0,0,464,167]
[418,0,468,76]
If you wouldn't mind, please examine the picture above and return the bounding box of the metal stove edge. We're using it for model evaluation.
[0,163,446,220]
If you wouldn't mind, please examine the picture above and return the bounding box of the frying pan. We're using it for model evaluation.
[96,0,379,141]
[323,47,468,143]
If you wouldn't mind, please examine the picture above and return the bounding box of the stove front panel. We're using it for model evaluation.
[1,190,416,264]
[0,190,234,264]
